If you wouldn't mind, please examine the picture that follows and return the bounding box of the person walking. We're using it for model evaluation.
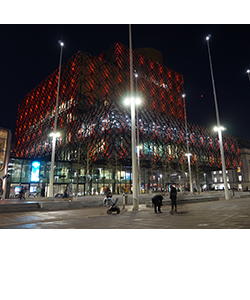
[152,194,163,213]
[170,185,177,214]
[19,186,26,201]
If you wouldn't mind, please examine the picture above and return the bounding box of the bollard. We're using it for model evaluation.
[122,193,128,209]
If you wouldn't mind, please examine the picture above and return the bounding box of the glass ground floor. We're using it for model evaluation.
[5,157,213,198]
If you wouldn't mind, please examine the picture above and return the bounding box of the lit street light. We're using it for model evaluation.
[203,173,207,190]
[48,41,64,197]
[124,97,141,106]
[247,70,250,82]
[124,92,141,192]
[206,35,229,200]
[159,174,162,191]
[124,95,141,203]
[129,24,139,209]
[125,71,142,196]
[182,94,193,193]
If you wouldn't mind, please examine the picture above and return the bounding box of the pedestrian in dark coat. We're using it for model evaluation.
[106,189,112,199]
[152,194,163,213]
[170,185,177,213]
[41,185,45,197]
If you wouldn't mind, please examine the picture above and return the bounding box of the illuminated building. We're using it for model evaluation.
[10,42,240,195]
[0,127,12,198]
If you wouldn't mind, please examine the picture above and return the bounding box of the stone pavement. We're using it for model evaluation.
[0,197,250,228]
[1,190,244,213]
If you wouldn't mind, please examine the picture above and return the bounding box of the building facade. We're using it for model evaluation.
[0,127,11,198]
[211,139,250,191]
[8,43,241,197]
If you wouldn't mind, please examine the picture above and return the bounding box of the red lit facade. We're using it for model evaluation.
[14,42,240,171]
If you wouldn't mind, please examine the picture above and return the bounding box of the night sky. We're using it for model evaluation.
[1,24,250,143]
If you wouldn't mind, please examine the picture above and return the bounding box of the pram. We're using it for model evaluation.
[18,188,26,201]
[103,197,120,214]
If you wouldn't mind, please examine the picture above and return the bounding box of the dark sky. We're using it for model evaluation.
[1,24,250,142]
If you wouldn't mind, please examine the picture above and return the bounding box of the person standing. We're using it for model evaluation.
[170,185,177,214]
[41,185,45,197]
[36,186,40,197]
[152,194,163,213]
[125,186,129,194]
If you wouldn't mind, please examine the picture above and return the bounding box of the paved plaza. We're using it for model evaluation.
[0,197,250,228]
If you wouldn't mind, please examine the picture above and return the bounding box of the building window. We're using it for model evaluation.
[238,175,242,182]
[220,177,223,182]
[214,178,217,183]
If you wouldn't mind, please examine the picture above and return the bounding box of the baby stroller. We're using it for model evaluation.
[103,197,120,214]
[18,187,26,201]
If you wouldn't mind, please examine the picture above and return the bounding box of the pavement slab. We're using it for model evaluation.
[0,197,250,228]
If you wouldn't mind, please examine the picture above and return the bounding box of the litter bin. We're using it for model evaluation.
[123,193,128,205]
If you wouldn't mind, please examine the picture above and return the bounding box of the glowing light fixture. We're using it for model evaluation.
[214,126,226,132]
[49,132,61,137]
[124,97,141,105]
[247,70,250,82]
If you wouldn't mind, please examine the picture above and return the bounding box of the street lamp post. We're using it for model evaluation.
[135,71,141,196]
[160,174,162,191]
[203,173,207,190]
[129,24,139,210]
[48,41,64,197]
[247,70,250,82]
[206,35,229,200]
[182,94,193,193]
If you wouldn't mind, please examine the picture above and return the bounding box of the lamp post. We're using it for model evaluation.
[159,174,162,191]
[203,173,207,190]
[247,70,250,82]
[206,35,229,200]
[124,95,141,198]
[129,24,139,210]
[48,41,64,197]
[135,71,141,195]
[182,94,193,193]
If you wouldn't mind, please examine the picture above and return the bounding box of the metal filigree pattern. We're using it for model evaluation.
[14,43,240,170]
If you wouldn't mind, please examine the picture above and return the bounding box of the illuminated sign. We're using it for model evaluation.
[30,161,41,182]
